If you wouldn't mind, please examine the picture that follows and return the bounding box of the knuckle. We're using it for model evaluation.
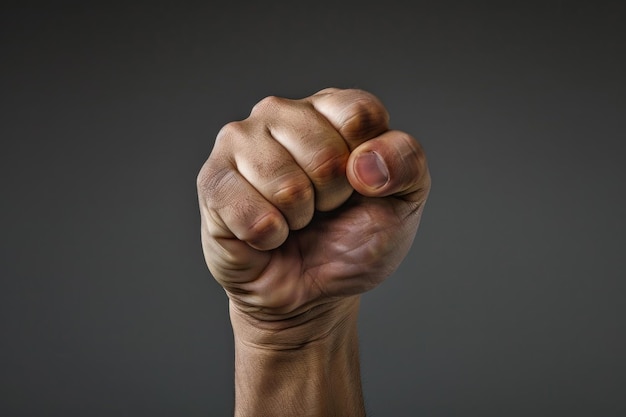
[249,155,291,183]
[197,121,248,199]
[272,178,313,209]
[250,95,287,116]
[395,132,426,170]
[307,149,348,185]
[340,94,389,140]
[196,163,237,205]
[393,132,431,202]
[216,120,246,142]
[244,211,286,248]
[406,135,429,174]
[315,87,341,95]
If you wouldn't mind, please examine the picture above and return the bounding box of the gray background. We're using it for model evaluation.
[1,1,625,416]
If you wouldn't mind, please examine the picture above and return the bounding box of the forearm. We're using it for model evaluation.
[230,296,365,417]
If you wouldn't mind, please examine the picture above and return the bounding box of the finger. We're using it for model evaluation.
[250,96,352,212]
[197,153,289,251]
[200,220,269,285]
[307,88,390,150]
[223,121,315,230]
[346,130,431,204]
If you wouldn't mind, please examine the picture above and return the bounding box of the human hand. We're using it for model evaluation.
[197,87,430,345]
[197,88,430,416]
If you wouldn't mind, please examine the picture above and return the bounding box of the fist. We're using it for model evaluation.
[197,88,430,323]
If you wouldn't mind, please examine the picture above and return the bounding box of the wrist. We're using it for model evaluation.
[230,296,365,417]
[230,295,361,349]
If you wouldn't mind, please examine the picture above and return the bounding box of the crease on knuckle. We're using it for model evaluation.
[198,121,248,198]
[306,149,348,186]
[394,134,431,203]
[207,237,251,275]
[197,164,238,208]
[272,178,313,210]
[405,136,430,189]
[244,211,284,247]
[392,133,423,176]
[339,96,389,140]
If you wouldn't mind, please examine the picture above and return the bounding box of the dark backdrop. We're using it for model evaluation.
[2,2,625,416]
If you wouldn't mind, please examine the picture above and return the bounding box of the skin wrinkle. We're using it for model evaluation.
[197,164,239,209]
[272,182,314,230]
[394,134,425,194]
[210,240,253,274]
[305,148,348,185]
[232,297,357,349]
[214,235,267,267]
[247,210,281,239]
[231,242,307,313]
[338,98,388,143]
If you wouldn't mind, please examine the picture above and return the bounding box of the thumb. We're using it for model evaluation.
[347,130,431,203]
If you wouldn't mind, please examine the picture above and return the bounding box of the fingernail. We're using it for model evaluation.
[355,151,389,189]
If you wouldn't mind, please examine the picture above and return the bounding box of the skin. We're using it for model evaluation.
[197,88,431,417]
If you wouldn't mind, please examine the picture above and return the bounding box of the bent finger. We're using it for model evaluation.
[222,121,315,230]
[197,159,289,251]
[307,88,390,150]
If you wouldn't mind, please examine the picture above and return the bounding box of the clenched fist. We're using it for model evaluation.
[197,88,430,417]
